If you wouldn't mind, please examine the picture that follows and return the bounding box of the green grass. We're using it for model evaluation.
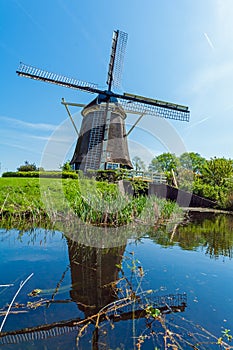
[0,177,183,226]
[0,177,44,213]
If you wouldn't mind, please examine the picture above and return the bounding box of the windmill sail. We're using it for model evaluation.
[107,30,128,90]
[16,63,100,94]
[118,98,189,121]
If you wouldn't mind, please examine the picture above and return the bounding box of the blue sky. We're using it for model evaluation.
[1,0,233,172]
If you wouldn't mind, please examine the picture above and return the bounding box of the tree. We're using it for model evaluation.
[17,161,37,172]
[176,168,194,192]
[60,161,72,172]
[132,156,146,171]
[201,157,233,187]
[179,152,206,174]
[148,153,179,173]
[194,157,233,207]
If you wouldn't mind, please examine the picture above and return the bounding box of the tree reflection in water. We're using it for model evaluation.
[149,213,233,259]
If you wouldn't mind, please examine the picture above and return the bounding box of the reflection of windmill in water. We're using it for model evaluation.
[67,240,188,349]
[16,30,190,172]
[0,239,187,347]
[67,239,126,318]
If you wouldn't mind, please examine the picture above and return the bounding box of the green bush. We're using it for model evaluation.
[193,177,233,209]
[17,161,38,172]
[94,169,130,182]
[193,180,220,201]
[130,179,149,196]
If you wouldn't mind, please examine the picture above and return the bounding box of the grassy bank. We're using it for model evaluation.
[0,177,183,226]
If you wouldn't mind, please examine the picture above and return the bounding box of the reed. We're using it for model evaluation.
[0,273,34,332]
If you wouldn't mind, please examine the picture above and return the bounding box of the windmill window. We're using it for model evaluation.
[106,162,120,170]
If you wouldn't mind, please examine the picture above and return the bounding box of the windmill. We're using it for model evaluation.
[16,30,190,173]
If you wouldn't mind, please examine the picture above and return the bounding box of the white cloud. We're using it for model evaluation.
[29,134,74,143]
[0,116,57,131]
[0,141,42,154]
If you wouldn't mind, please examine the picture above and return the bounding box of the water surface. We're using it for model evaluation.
[0,213,233,349]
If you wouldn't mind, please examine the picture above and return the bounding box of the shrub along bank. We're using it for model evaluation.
[2,171,79,179]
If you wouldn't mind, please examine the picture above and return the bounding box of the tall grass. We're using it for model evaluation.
[139,195,183,224]
[62,178,147,226]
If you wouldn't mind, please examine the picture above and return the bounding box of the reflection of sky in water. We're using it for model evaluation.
[0,229,66,263]
[0,215,233,349]
[130,237,233,335]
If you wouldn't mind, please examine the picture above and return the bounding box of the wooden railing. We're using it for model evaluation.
[127,170,167,184]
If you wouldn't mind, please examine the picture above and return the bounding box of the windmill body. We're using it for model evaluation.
[70,94,132,171]
[16,30,190,172]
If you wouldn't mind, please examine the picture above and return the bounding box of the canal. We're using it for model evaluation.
[0,213,233,349]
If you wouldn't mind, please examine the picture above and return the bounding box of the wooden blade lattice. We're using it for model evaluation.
[118,99,190,121]
[107,30,128,91]
[16,63,101,94]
